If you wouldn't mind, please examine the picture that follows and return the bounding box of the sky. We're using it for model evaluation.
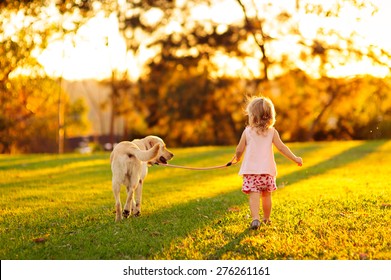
[37,0,391,81]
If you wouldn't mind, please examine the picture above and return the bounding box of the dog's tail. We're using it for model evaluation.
[132,143,160,162]
[110,142,161,164]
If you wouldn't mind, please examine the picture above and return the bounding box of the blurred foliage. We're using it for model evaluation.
[0,0,90,153]
[0,0,390,153]
[0,76,88,153]
[261,71,391,141]
[140,55,247,146]
[65,97,89,138]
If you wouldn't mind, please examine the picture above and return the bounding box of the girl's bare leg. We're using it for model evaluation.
[249,192,261,221]
[261,191,272,222]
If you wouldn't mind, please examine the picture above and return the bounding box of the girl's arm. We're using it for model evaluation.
[235,130,247,161]
[273,129,303,166]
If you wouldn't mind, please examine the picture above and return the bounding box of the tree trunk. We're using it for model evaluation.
[306,88,337,141]
[58,76,64,154]
[236,0,270,82]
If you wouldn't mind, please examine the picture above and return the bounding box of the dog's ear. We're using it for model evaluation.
[148,141,154,149]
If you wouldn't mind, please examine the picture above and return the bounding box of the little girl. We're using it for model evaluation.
[235,96,303,230]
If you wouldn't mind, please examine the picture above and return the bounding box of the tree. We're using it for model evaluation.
[2,0,390,151]
[261,70,391,141]
[128,0,254,145]
[81,0,178,145]
[0,1,51,152]
[1,75,88,153]
[295,0,391,139]
[235,0,391,140]
[0,0,90,153]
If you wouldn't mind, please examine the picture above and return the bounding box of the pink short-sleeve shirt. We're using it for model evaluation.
[238,127,277,177]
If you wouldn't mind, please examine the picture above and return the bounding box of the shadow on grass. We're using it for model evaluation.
[277,140,386,187]
[0,162,111,191]
[205,140,387,260]
[0,153,109,171]
[274,142,324,165]
[71,141,386,259]
[2,141,387,259]
[2,188,245,259]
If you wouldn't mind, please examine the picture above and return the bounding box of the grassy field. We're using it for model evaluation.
[0,140,390,260]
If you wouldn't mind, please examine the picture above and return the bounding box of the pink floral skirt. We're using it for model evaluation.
[242,174,277,194]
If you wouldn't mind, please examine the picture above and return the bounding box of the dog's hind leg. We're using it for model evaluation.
[133,179,143,217]
[112,181,122,222]
[123,176,139,218]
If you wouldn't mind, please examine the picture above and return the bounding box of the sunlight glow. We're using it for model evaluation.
[37,0,391,81]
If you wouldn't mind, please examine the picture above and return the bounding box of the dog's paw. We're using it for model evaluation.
[133,211,141,217]
[122,209,130,218]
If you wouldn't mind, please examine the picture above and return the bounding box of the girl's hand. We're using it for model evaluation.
[295,157,303,167]
[227,155,240,166]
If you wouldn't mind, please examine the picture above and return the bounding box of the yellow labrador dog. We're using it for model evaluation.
[110,135,174,222]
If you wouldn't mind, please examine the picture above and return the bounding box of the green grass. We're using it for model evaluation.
[0,141,390,260]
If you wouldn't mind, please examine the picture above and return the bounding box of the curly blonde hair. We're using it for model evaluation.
[245,96,276,134]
